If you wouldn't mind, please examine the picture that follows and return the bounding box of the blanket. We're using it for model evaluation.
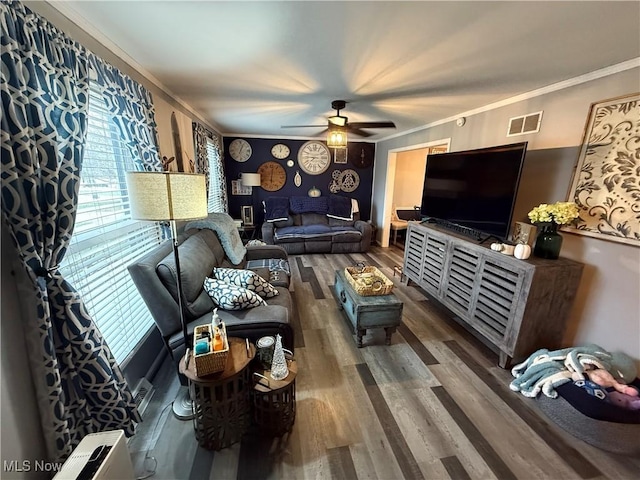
[264,197,290,222]
[289,196,328,214]
[509,344,612,398]
[328,195,353,221]
[185,213,247,265]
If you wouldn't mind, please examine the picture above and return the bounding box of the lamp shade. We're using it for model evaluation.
[241,173,261,187]
[126,171,207,221]
[327,127,347,149]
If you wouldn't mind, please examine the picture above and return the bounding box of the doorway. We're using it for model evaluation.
[379,139,450,248]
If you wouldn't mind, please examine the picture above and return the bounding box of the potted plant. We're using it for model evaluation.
[528,201,579,259]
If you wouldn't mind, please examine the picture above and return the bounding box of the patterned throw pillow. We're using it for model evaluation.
[203,278,267,310]
[211,267,279,298]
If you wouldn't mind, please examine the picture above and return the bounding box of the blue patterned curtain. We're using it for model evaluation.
[1,1,140,462]
[90,57,161,172]
[193,121,228,212]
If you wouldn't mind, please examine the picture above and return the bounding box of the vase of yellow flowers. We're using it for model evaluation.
[527,202,579,259]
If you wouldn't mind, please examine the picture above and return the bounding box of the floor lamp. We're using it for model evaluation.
[126,171,207,419]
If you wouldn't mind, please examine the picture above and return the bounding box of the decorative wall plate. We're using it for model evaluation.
[338,169,360,192]
[294,171,302,187]
[329,180,340,193]
[332,170,341,180]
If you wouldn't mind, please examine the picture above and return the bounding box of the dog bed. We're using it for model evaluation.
[536,377,640,455]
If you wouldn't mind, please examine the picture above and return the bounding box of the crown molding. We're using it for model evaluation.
[222,132,376,143]
[376,57,640,144]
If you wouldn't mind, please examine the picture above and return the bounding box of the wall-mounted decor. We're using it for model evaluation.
[271,143,290,159]
[257,161,286,191]
[334,148,347,164]
[231,179,252,195]
[294,171,302,187]
[229,138,252,162]
[564,93,640,247]
[338,169,360,192]
[298,140,331,175]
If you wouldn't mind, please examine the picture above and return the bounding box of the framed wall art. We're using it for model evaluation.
[241,205,254,226]
[231,179,252,196]
[563,93,640,247]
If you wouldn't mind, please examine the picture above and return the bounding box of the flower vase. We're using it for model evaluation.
[534,222,563,259]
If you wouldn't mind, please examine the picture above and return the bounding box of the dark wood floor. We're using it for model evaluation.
[127,245,640,480]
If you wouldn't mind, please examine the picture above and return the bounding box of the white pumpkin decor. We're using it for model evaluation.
[490,242,503,251]
[514,243,532,260]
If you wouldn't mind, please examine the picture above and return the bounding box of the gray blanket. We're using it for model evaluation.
[185,213,247,265]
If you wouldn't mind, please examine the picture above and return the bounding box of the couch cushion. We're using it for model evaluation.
[330,226,363,243]
[301,213,329,226]
[274,224,333,241]
[157,233,218,318]
[211,267,279,298]
[203,277,267,310]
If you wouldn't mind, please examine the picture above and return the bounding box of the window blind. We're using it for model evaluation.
[206,138,225,213]
[59,86,163,364]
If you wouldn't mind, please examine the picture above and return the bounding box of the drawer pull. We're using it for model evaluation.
[340,290,346,303]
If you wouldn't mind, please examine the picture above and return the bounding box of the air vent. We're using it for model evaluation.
[507,111,543,136]
[132,378,155,416]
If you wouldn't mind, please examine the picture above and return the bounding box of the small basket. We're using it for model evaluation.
[344,264,394,296]
[193,323,229,376]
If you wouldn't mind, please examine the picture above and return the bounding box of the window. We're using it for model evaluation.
[59,86,163,364]
[206,138,225,213]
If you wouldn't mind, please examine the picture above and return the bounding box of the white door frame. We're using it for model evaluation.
[379,138,451,248]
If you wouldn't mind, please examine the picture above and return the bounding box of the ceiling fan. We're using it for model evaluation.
[281,100,396,138]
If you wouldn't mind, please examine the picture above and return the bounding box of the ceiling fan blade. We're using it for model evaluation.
[345,126,372,138]
[348,121,396,129]
[281,124,326,128]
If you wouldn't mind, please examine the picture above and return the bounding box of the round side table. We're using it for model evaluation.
[180,337,256,450]
[252,360,297,436]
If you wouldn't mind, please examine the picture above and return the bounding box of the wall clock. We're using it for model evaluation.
[271,143,290,159]
[297,141,331,175]
[257,161,287,191]
[229,139,252,162]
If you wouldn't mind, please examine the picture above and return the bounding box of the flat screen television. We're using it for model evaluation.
[420,142,527,241]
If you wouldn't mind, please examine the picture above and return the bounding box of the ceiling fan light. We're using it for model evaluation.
[327,127,347,149]
[328,115,347,127]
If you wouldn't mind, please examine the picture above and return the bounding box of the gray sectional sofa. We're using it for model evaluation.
[128,227,294,383]
[261,195,372,254]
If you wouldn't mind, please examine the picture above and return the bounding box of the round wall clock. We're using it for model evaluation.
[297,141,331,175]
[229,139,252,162]
[287,160,294,167]
[257,161,287,191]
[271,143,290,159]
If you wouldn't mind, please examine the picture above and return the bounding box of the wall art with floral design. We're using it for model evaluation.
[564,93,639,247]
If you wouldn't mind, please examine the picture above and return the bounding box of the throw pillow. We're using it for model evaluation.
[203,278,267,310]
[211,267,279,298]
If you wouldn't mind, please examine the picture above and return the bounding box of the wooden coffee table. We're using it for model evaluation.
[180,337,256,450]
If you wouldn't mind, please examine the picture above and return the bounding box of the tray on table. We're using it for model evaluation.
[344,265,394,296]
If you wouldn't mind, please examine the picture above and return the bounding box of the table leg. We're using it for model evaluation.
[384,326,396,345]
[356,329,365,348]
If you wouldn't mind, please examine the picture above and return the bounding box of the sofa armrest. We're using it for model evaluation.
[354,220,372,251]
[246,244,288,260]
[262,222,275,244]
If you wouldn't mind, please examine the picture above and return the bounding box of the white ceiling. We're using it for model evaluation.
[53,1,640,141]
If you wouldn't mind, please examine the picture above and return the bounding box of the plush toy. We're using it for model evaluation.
[586,369,639,396]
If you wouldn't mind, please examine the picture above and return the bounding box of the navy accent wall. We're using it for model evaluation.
[224,137,375,227]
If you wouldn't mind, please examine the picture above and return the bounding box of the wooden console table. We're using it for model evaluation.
[403,222,584,368]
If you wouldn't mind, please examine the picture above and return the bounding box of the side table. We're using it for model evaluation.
[180,337,256,450]
[252,360,297,436]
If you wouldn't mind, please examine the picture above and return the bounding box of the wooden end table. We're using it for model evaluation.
[252,360,297,436]
[179,337,256,450]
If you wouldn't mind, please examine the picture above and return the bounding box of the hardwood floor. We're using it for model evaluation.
[127,246,640,480]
